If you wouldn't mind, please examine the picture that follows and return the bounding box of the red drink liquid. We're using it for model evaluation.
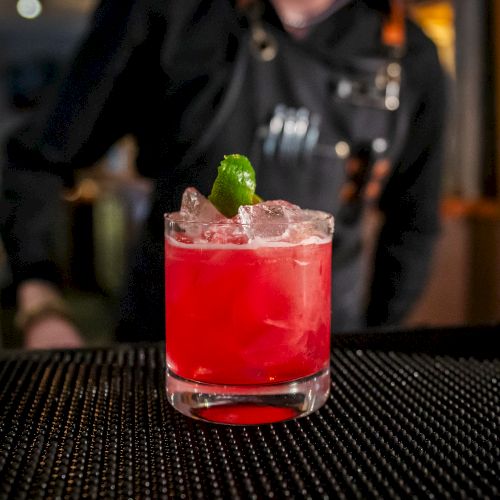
[165,239,331,385]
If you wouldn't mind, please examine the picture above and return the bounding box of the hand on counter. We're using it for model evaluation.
[17,280,85,350]
[24,316,84,350]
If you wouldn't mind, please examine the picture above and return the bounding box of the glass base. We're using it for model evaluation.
[166,367,330,425]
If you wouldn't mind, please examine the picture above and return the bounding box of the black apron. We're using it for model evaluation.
[116,15,404,341]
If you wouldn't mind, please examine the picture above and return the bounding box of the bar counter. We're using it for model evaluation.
[0,325,499,498]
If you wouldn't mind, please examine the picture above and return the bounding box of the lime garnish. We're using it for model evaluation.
[208,154,261,217]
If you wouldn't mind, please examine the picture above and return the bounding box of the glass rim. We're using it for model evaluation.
[164,209,334,228]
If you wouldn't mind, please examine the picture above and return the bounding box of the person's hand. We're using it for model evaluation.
[16,280,85,350]
[23,315,84,350]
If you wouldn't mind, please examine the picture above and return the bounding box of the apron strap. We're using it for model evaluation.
[171,34,251,176]
[336,1,409,216]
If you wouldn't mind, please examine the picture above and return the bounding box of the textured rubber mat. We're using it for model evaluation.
[0,343,499,499]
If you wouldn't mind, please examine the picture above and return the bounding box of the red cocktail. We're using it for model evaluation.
[165,192,334,424]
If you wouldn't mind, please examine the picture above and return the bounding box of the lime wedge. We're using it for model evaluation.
[208,154,261,217]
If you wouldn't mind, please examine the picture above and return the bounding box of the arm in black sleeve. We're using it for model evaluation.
[366,36,447,327]
[0,0,154,289]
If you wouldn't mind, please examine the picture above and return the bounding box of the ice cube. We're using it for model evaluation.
[180,187,226,222]
[238,201,332,243]
[203,224,249,245]
[237,200,306,241]
[168,187,248,244]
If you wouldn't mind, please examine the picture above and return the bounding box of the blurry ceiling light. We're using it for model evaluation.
[16,0,43,19]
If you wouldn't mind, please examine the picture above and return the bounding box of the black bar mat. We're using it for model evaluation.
[0,343,499,498]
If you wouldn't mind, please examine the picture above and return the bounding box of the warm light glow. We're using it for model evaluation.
[409,1,455,75]
[16,0,43,19]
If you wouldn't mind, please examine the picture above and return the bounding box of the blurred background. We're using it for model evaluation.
[0,0,499,347]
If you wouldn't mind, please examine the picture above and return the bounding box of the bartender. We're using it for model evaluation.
[0,0,446,348]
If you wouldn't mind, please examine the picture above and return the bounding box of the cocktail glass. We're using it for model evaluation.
[164,209,334,425]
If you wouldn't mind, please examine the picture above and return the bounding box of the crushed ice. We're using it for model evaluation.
[167,188,332,244]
